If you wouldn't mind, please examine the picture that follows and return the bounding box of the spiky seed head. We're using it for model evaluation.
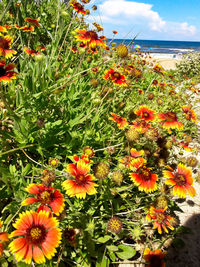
[94,162,110,179]
[41,170,56,186]
[90,78,99,88]
[187,156,198,167]
[112,170,123,185]
[126,128,140,142]
[144,128,159,141]
[116,44,128,58]
[107,216,123,234]
[148,93,154,100]
[155,195,168,209]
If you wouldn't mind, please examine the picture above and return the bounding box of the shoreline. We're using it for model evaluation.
[143,52,182,70]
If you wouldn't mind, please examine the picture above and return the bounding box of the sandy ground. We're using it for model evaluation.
[146,57,181,70]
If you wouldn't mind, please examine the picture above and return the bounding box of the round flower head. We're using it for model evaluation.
[21,184,65,215]
[0,60,17,83]
[135,105,156,122]
[49,158,59,167]
[109,112,129,129]
[131,119,151,133]
[94,162,110,179]
[182,105,197,123]
[146,206,174,234]
[9,210,62,264]
[75,29,106,48]
[24,18,40,27]
[71,1,86,15]
[107,217,122,234]
[157,112,183,131]
[143,248,166,267]
[0,35,17,58]
[163,164,196,198]
[104,69,127,86]
[24,47,40,56]
[83,146,95,158]
[130,158,158,193]
[62,160,98,199]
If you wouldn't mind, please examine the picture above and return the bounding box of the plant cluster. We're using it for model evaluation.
[0,0,199,266]
[176,52,200,77]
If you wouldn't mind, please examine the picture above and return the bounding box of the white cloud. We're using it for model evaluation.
[99,0,165,31]
[92,0,197,39]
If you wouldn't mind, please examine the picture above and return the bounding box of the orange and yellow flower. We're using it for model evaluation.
[21,184,65,215]
[143,248,166,267]
[24,47,40,56]
[130,157,158,193]
[0,25,7,33]
[104,69,127,86]
[109,112,129,129]
[62,160,98,199]
[182,105,197,123]
[0,60,17,83]
[72,154,91,164]
[163,164,196,198]
[135,105,156,122]
[75,29,106,48]
[71,1,86,15]
[0,220,9,257]
[120,148,144,169]
[131,119,151,133]
[146,206,174,234]
[0,35,17,58]
[153,64,165,75]
[9,210,61,264]
[15,24,34,32]
[24,18,40,27]
[157,112,183,130]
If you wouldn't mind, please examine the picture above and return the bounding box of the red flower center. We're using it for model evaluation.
[86,31,98,40]
[39,191,51,204]
[156,212,165,223]
[165,112,177,122]
[0,67,6,77]
[174,173,186,185]
[76,174,87,185]
[112,72,121,79]
[143,112,150,118]
[74,3,84,11]
[0,38,9,49]
[138,166,151,180]
[27,225,46,244]
[149,255,163,267]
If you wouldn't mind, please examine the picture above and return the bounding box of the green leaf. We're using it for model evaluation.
[22,163,31,176]
[96,255,110,267]
[106,245,118,252]
[97,235,112,243]
[109,251,116,262]
[116,244,136,260]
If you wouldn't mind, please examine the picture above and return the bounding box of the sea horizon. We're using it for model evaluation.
[108,38,200,54]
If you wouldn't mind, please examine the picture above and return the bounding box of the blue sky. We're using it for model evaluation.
[87,0,200,41]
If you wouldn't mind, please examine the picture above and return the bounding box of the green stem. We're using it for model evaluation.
[0,144,35,157]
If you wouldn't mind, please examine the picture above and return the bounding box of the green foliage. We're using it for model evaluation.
[0,0,198,266]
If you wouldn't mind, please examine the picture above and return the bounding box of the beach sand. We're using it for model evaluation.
[141,53,182,70]
[146,57,181,70]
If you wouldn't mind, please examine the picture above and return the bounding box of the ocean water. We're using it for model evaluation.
[110,39,200,54]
